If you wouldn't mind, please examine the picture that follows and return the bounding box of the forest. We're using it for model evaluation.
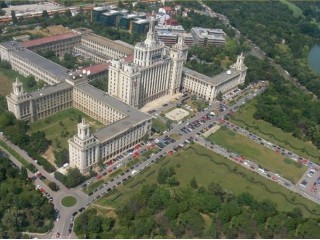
[74,167,320,239]
[188,1,320,149]
[0,156,55,238]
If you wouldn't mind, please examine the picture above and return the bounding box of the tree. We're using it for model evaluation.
[48,181,59,191]
[42,10,49,18]
[216,91,223,101]
[54,148,69,167]
[118,0,124,8]
[166,120,173,130]
[190,177,198,189]
[11,10,17,24]
[65,167,85,188]
[26,76,36,88]
[20,167,28,181]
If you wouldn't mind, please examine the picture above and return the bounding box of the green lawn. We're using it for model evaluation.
[152,118,167,133]
[28,108,105,151]
[0,67,40,96]
[84,179,104,194]
[61,196,77,207]
[207,127,307,183]
[170,134,181,140]
[230,99,320,162]
[95,144,320,218]
[280,0,303,17]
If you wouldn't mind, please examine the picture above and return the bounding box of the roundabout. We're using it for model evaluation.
[61,196,77,207]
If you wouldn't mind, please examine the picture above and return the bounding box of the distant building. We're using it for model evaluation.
[100,10,122,27]
[155,25,193,47]
[191,27,226,46]
[91,6,111,22]
[164,18,178,26]
[132,18,150,34]
[119,13,147,32]
[21,32,81,57]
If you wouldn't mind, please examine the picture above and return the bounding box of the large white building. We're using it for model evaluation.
[108,18,188,108]
[182,53,247,103]
[1,22,247,174]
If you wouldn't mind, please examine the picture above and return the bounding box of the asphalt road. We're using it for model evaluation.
[2,81,319,238]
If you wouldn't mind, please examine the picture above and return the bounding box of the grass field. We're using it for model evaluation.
[280,0,303,17]
[0,67,40,96]
[95,144,320,218]
[152,118,167,133]
[28,108,104,151]
[230,99,320,162]
[207,127,307,183]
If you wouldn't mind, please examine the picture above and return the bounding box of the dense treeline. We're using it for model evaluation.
[176,10,235,37]
[0,89,55,172]
[244,55,320,149]
[190,1,320,149]
[74,172,320,238]
[204,1,320,97]
[176,10,249,77]
[0,157,55,238]
[54,168,85,188]
[185,38,250,77]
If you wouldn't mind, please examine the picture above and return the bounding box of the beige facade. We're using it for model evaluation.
[22,33,81,57]
[108,19,188,108]
[0,41,69,85]
[2,25,247,174]
[69,82,152,173]
[6,79,73,122]
[182,54,247,103]
[80,33,133,60]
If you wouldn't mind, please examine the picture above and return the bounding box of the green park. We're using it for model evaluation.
[230,99,320,162]
[95,144,320,218]
[207,126,307,183]
[28,108,104,151]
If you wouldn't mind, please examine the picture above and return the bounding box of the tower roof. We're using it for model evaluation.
[144,17,157,47]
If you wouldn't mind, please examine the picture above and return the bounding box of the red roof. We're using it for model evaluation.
[80,62,110,75]
[21,32,78,48]
[165,18,178,25]
[79,54,133,75]
[124,54,134,63]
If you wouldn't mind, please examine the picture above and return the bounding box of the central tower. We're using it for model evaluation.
[133,18,166,67]
[108,17,188,107]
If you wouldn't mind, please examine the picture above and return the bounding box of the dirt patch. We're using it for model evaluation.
[42,146,58,168]
[27,25,71,37]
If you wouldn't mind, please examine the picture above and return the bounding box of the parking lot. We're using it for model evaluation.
[298,168,320,201]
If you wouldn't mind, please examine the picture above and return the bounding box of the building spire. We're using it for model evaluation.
[144,17,157,46]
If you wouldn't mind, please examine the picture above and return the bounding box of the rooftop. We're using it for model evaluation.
[13,48,69,81]
[82,33,133,55]
[155,25,185,32]
[183,67,241,86]
[93,6,110,12]
[30,82,72,99]
[191,27,226,40]
[74,83,151,142]
[21,32,79,48]
[134,18,149,24]
[79,62,111,75]
[74,45,111,61]
[113,40,134,50]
